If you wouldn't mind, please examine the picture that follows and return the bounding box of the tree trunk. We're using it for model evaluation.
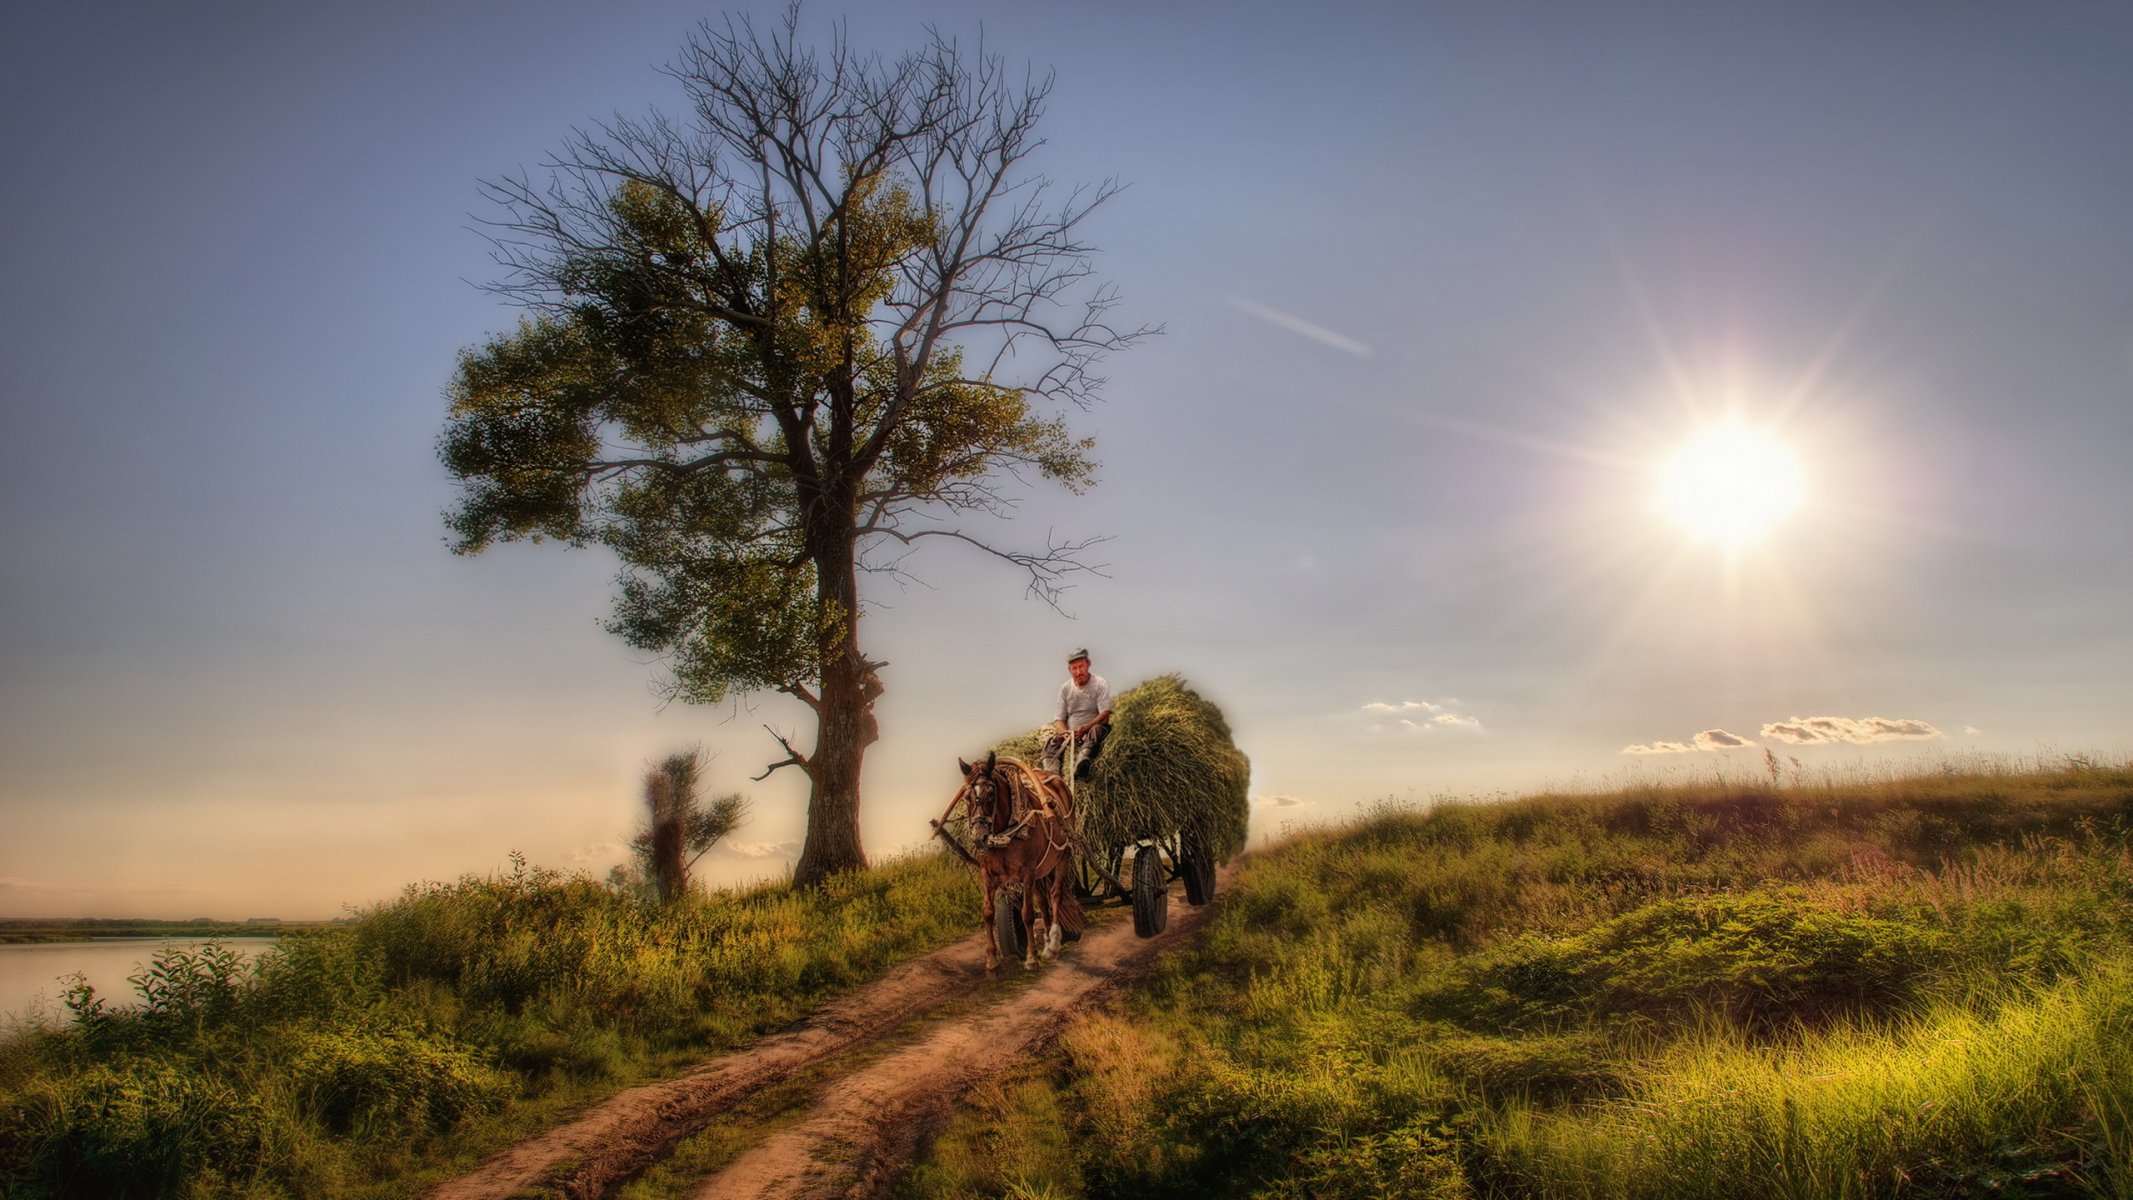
[792,512,873,888]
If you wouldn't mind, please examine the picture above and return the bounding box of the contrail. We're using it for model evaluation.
[1227,296,1373,357]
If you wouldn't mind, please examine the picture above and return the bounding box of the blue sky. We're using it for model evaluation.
[4,2,2129,917]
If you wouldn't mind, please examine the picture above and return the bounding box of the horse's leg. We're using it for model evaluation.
[1021,873,1041,970]
[1045,868,1066,957]
[1034,854,1062,961]
[980,868,1000,974]
[1032,867,1055,962]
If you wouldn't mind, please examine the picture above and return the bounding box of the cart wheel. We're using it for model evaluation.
[994,899,1026,961]
[1131,846,1169,937]
[1181,839,1216,906]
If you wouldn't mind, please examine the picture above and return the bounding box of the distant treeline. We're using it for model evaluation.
[0,918,345,944]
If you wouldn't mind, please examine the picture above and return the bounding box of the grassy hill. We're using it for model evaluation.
[909,758,2133,1200]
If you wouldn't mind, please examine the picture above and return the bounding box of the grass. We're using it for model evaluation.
[0,850,978,1199]
[907,755,2133,1199]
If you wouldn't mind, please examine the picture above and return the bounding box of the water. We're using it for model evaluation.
[0,938,277,1029]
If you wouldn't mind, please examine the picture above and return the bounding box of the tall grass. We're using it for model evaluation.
[909,757,2133,1199]
[0,850,976,1199]
[1489,965,2133,1198]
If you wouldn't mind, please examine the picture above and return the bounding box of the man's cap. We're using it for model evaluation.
[1066,647,1091,663]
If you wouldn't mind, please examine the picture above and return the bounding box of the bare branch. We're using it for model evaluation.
[866,526,1111,610]
[751,724,814,782]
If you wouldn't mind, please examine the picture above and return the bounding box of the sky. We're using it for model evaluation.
[4,2,2130,918]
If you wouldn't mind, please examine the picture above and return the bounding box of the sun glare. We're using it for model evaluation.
[1651,422,1805,548]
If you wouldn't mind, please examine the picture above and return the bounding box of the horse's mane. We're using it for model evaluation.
[967,754,1072,830]
[993,755,1071,822]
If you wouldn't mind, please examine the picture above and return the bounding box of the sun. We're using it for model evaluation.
[1650,421,1806,548]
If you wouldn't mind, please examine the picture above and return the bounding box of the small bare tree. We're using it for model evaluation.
[441,6,1148,886]
[631,749,748,903]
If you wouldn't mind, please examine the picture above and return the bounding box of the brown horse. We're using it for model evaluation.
[956,751,1084,971]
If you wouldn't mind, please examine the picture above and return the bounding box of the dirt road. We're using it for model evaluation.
[424,867,1228,1200]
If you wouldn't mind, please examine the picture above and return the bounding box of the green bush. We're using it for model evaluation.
[287,1024,509,1136]
[1284,1117,1469,1200]
[1454,890,1945,1032]
[4,1057,279,1199]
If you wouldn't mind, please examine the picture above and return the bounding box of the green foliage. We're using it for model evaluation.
[1453,891,1945,1032]
[4,1057,280,1200]
[1284,1117,1470,1200]
[287,1024,508,1136]
[626,748,749,903]
[128,941,248,1035]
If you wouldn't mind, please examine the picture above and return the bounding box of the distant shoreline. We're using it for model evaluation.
[0,919,346,944]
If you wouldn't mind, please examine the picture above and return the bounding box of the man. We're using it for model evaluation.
[1043,648,1113,781]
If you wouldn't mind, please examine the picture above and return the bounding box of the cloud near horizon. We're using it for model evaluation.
[1361,699,1484,735]
[1622,728,1756,755]
[1627,715,1947,755]
[1254,793,1306,808]
[1761,716,1944,745]
[708,839,803,862]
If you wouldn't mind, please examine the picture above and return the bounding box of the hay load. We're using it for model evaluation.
[998,674,1250,861]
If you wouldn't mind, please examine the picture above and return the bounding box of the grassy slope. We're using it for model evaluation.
[907,759,2133,1200]
[0,852,978,1200]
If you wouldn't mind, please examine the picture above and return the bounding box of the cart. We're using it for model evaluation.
[935,674,1248,952]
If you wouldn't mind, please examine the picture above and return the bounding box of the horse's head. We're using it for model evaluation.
[958,750,1008,837]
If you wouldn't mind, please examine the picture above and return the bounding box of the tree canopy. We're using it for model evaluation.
[439,8,1146,885]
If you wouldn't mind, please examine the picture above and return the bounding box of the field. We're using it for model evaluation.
[908,757,2133,1200]
[8,758,2132,1199]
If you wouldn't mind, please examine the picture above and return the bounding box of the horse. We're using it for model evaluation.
[955,750,1085,971]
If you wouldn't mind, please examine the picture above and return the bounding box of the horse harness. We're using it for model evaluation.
[970,757,1073,859]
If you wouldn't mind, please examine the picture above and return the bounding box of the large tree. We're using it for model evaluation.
[439,9,1145,886]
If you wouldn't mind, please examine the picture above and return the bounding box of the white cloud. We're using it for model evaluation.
[1623,728,1754,755]
[1363,700,1443,716]
[709,839,803,862]
[1760,716,1944,746]
[1965,725,1983,736]
[1227,296,1373,357]
[569,841,628,865]
[1362,698,1483,734]
[1253,794,1306,808]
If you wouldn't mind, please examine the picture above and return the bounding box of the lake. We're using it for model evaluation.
[0,937,278,1029]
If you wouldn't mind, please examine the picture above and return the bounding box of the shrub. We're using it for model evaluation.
[3,1058,278,1199]
[287,1024,509,1136]
[1454,890,1944,1032]
[1284,1117,1469,1200]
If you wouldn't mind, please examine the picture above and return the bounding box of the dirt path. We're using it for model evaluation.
[424,867,1228,1200]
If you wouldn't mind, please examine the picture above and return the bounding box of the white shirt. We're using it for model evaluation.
[1058,674,1112,731]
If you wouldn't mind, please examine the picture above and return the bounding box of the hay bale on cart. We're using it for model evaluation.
[996,673,1248,936]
